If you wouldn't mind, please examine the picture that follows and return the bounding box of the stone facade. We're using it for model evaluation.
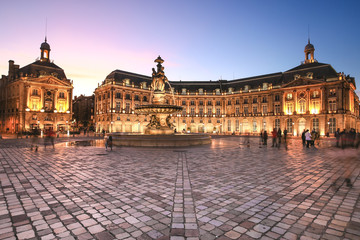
[94,41,360,136]
[73,94,95,131]
[0,39,73,134]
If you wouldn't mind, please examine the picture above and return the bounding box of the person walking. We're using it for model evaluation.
[283,129,288,142]
[305,129,312,148]
[335,128,340,147]
[271,128,277,147]
[107,135,113,151]
[301,129,306,146]
[31,127,40,152]
[263,130,268,146]
[277,128,282,148]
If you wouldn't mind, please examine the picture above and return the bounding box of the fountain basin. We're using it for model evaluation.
[108,133,211,147]
[135,104,183,114]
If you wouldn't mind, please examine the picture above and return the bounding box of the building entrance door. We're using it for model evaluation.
[298,119,306,136]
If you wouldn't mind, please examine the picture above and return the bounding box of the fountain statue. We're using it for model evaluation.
[109,56,211,147]
[135,56,182,134]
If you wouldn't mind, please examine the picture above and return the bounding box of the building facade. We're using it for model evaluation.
[0,38,73,134]
[73,94,95,131]
[94,41,360,136]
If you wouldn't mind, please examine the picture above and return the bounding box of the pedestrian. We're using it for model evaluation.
[102,129,106,137]
[311,129,316,146]
[301,129,306,146]
[305,129,312,148]
[283,129,288,142]
[31,127,40,152]
[263,130,268,146]
[107,135,113,151]
[49,128,55,148]
[335,128,340,147]
[271,128,277,147]
[277,128,282,146]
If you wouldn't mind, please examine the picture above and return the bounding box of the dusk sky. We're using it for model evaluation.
[1,0,359,97]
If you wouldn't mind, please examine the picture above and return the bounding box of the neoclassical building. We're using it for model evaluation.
[95,41,360,136]
[0,38,73,134]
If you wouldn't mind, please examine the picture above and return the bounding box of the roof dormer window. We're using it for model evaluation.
[294,74,301,80]
[307,72,313,79]
[215,89,221,95]
[182,88,187,95]
[262,83,268,90]
[198,88,204,95]
[228,88,233,94]
[244,85,249,92]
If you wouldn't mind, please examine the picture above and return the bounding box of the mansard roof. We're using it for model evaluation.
[19,60,67,79]
[101,61,346,92]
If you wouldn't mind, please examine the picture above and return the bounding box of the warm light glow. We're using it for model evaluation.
[40,108,44,112]
[54,109,58,113]
[25,107,30,112]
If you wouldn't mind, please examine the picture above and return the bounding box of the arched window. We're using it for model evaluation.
[274,119,280,130]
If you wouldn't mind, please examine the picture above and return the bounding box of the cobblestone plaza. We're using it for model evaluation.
[0,136,359,239]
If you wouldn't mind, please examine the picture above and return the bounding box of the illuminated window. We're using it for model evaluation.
[236,107,240,115]
[329,118,336,133]
[329,89,336,96]
[228,88,233,94]
[311,101,320,114]
[59,103,64,112]
[263,83,268,90]
[286,119,293,133]
[312,118,319,132]
[286,102,293,115]
[235,119,239,131]
[252,120,257,132]
[298,99,306,114]
[312,91,319,98]
[286,93,293,100]
[116,102,121,111]
[228,120,232,131]
[244,85,249,92]
[181,88,187,95]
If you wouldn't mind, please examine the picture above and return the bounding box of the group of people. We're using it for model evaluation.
[335,128,360,148]
[259,128,288,147]
[29,128,56,151]
[302,129,320,148]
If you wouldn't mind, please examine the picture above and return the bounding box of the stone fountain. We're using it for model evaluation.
[135,56,183,135]
[109,56,211,147]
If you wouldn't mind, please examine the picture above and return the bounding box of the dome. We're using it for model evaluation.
[40,38,50,50]
[305,40,314,52]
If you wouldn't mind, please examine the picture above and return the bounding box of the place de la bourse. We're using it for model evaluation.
[95,40,360,136]
[1,39,359,136]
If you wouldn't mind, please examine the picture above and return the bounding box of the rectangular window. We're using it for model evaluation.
[253,97,257,104]
[275,119,280,130]
[312,118,319,132]
[286,103,293,115]
[235,99,240,105]
[208,100,212,106]
[182,100,186,105]
[329,100,337,112]
[207,107,212,115]
[286,93,293,100]
[262,105,268,114]
[115,92,121,99]
[298,100,306,114]
[116,102,121,111]
[253,121,257,132]
[216,108,221,116]
[216,101,221,106]
[275,94,280,101]
[59,92,65,98]
[228,120,231,132]
[199,108,203,116]
[227,100,231,105]
[253,106,258,114]
[235,119,239,131]
[125,103,130,113]
[190,108,195,116]
[329,118,336,134]
[235,107,240,115]
[199,101,203,106]
[190,101,195,106]
[275,104,281,114]
[244,106,248,115]
[244,99,248,104]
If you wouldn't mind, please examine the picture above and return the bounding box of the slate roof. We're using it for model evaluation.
[19,60,67,79]
[102,62,347,92]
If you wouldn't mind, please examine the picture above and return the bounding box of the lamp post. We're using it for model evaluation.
[66,120,69,136]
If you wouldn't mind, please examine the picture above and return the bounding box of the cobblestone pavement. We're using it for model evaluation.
[0,136,359,240]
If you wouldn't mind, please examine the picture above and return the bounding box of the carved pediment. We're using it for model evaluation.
[282,78,323,88]
[34,76,71,86]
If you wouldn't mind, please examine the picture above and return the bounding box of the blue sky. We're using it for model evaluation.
[1,0,359,96]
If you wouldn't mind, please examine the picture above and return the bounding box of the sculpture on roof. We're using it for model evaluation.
[151,56,168,92]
